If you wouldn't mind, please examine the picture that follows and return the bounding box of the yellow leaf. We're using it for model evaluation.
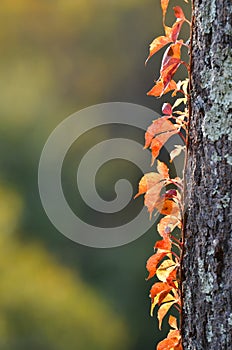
[156,259,177,282]
[158,301,176,329]
[172,98,187,109]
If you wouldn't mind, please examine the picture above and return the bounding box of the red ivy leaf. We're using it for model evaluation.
[162,102,172,116]
[165,189,178,198]
[161,62,181,91]
[161,42,183,72]
[173,6,186,20]
[169,20,184,42]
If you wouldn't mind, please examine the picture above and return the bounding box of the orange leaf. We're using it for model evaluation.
[158,330,182,350]
[144,181,164,216]
[150,130,178,164]
[158,215,180,238]
[170,19,185,42]
[146,36,172,64]
[166,268,178,288]
[157,160,169,178]
[167,79,178,93]
[155,236,172,251]
[173,6,186,20]
[150,282,172,301]
[135,171,170,216]
[168,315,178,329]
[144,117,178,148]
[161,62,181,91]
[161,42,183,72]
[134,172,162,199]
[146,253,166,280]
[144,118,172,149]
[157,198,180,216]
[157,335,181,350]
[161,0,169,24]
[158,300,176,329]
[151,293,176,317]
[147,79,177,97]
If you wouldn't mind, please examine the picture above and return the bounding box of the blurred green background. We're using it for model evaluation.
[0,0,190,349]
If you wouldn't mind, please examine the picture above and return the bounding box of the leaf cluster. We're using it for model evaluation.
[135,1,191,348]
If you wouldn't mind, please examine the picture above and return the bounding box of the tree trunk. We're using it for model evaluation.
[182,1,232,349]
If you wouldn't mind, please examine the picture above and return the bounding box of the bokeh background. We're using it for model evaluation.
[0,0,191,349]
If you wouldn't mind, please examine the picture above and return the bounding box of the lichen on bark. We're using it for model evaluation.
[182,1,232,349]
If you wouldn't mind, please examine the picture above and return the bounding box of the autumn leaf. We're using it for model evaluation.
[168,315,178,329]
[156,259,177,282]
[146,7,185,64]
[158,215,181,237]
[144,118,179,164]
[155,235,172,252]
[153,189,180,216]
[162,102,172,116]
[157,198,180,216]
[134,172,166,216]
[144,181,164,216]
[166,268,178,289]
[161,0,169,25]
[157,160,169,178]
[161,62,181,91]
[164,189,178,198]
[173,6,186,20]
[150,130,178,164]
[146,36,172,64]
[144,118,172,148]
[175,78,189,96]
[150,285,175,317]
[147,79,177,97]
[158,300,176,329]
[134,173,162,199]
[161,42,183,72]
[170,145,186,162]
[157,329,182,350]
[172,97,187,109]
[169,19,185,42]
[146,252,167,280]
[157,337,180,350]
[150,282,172,301]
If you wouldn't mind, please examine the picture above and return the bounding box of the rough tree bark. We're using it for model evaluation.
[182,1,232,349]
